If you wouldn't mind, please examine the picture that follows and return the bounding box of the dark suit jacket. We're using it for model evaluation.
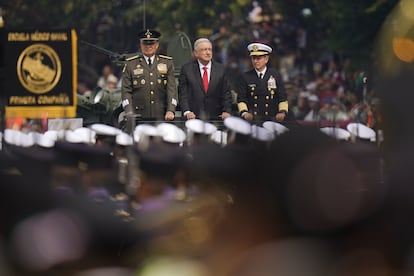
[178,59,232,120]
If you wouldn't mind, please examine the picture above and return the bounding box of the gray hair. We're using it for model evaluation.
[194,38,212,51]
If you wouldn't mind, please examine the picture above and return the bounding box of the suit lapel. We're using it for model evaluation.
[208,62,218,93]
[262,70,269,82]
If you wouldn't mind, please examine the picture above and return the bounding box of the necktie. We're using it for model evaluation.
[202,66,209,92]
[259,73,263,79]
[148,58,152,67]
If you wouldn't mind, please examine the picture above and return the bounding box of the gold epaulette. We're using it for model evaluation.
[158,54,173,60]
[125,55,140,61]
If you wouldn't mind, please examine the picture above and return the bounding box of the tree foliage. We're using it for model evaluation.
[1,0,400,72]
[277,0,399,64]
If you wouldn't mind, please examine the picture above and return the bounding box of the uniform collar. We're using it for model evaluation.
[198,60,211,70]
[143,54,155,63]
[255,67,267,77]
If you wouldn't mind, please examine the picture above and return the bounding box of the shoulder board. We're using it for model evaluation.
[158,54,173,60]
[125,55,140,61]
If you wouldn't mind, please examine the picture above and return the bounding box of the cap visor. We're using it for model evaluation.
[141,39,158,45]
[250,51,269,56]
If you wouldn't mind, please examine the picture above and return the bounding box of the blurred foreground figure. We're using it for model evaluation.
[179,126,391,276]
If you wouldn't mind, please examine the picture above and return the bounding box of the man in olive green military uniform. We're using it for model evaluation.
[121,29,177,122]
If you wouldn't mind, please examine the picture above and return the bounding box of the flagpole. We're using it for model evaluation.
[143,0,146,29]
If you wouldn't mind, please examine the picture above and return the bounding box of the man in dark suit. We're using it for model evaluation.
[178,38,232,121]
[237,42,289,122]
[121,29,177,122]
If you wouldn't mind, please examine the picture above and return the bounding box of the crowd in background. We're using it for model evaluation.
[89,0,382,132]
[205,1,381,130]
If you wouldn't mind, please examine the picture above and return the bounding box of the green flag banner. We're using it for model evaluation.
[3,29,77,118]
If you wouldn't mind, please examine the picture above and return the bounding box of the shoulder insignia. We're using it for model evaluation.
[158,54,173,60]
[126,55,140,61]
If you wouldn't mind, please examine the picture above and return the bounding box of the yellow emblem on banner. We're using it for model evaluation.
[17,43,62,94]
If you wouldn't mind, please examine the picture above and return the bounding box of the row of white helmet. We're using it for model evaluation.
[0,116,378,149]
[0,117,276,148]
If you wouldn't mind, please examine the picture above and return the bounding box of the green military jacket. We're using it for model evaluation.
[121,54,178,120]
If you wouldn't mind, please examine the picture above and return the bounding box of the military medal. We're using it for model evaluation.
[134,68,143,75]
[248,84,256,95]
[267,76,277,89]
[157,63,168,74]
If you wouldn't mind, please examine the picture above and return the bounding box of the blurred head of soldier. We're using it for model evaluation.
[49,141,82,196]
[138,29,161,58]
[134,143,184,203]
[106,74,118,90]
[193,38,213,65]
[77,144,117,195]
[248,42,272,72]
[51,142,117,197]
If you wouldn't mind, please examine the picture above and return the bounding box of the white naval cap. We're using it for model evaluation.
[224,116,252,135]
[133,124,161,143]
[4,129,35,147]
[73,127,97,144]
[89,123,122,146]
[44,130,59,141]
[262,121,289,135]
[320,127,350,141]
[28,132,56,148]
[90,123,122,136]
[185,119,217,135]
[156,123,186,144]
[346,123,376,141]
[62,130,84,143]
[116,132,134,146]
[251,125,275,142]
[210,130,228,146]
[247,42,273,56]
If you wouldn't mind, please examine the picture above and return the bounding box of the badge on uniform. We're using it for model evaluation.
[157,63,168,74]
[133,68,143,75]
[267,76,277,89]
[248,84,256,91]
